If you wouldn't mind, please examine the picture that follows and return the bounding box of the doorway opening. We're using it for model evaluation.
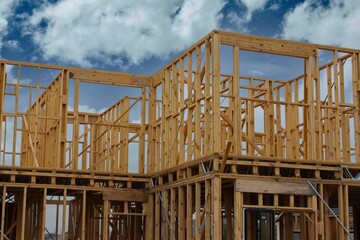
[245,209,275,240]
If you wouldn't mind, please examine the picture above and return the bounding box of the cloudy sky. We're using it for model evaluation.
[1,0,359,75]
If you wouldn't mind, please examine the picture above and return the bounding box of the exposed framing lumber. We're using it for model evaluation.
[0,60,151,88]
[1,30,360,239]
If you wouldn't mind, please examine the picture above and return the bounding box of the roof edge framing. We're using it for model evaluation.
[0,59,151,88]
[2,30,359,88]
[152,30,359,86]
[217,30,316,58]
[216,30,359,57]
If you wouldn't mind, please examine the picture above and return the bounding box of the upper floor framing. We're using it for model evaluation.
[0,30,359,174]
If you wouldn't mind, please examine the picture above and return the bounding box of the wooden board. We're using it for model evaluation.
[219,30,316,58]
[235,179,315,195]
[102,189,149,202]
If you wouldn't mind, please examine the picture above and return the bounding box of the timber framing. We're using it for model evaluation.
[1,30,360,239]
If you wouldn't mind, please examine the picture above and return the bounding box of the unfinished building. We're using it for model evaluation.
[0,30,360,239]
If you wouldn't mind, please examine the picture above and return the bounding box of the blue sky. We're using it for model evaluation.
[1,0,359,75]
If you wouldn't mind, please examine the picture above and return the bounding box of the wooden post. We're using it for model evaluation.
[146,193,154,240]
[179,57,186,163]
[318,184,325,240]
[162,190,169,239]
[212,32,221,153]
[305,56,316,160]
[343,185,350,240]
[139,87,146,173]
[148,85,156,172]
[120,97,129,173]
[204,40,212,155]
[352,53,360,163]
[38,188,47,240]
[205,179,211,239]
[195,182,201,240]
[61,188,67,240]
[285,82,294,158]
[81,190,86,240]
[178,186,185,239]
[265,80,274,156]
[16,187,27,240]
[72,79,80,169]
[187,51,194,162]
[171,64,179,167]
[102,199,109,240]
[1,186,6,240]
[154,192,160,240]
[0,63,6,166]
[247,77,255,156]
[212,177,222,239]
[234,191,243,240]
[333,51,341,163]
[186,184,193,239]
[314,52,322,162]
[194,46,201,159]
[59,70,68,168]
[162,70,170,169]
[338,185,345,240]
[170,188,176,238]
[310,195,318,240]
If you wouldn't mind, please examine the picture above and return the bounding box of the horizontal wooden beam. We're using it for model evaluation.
[235,179,314,195]
[218,30,317,58]
[102,189,149,202]
[0,59,151,87]
[70,69,151,87]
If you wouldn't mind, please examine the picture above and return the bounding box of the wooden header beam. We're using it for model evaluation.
[235,179,315,196]
[69,69,151,87]
[102,189,149,202]
[218,30,316,58]
[0,60,151,87]
[217,30,358,56]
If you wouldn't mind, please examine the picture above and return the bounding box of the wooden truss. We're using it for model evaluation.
[1,30,360,239]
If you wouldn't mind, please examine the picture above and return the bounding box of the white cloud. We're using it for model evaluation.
[238,0,269,21]
[78,105,97,113]
[269,3,280,11]
[0,0,18,52]
[130,118,141,124]
[249,69,265,76]
[228,0,271,30]
[281,0,360,49]
[226,11,249,31]
[68,104,107,113]
[4,39,22,51]
[24,0,225,67]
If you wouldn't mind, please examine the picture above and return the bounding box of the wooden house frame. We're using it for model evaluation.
[0,30,360,239]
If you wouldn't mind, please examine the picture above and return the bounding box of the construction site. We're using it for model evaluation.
[0,30,360,239]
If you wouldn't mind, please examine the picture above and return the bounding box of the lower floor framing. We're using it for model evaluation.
[1,154,360,239]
